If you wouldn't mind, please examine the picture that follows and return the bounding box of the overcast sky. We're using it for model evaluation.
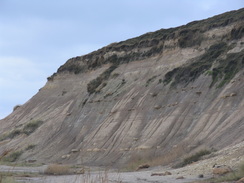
[0,0,243,119]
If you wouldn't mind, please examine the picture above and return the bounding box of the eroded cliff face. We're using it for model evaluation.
[0,9,243,168]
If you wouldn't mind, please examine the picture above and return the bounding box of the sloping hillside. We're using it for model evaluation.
[0,8,243,168]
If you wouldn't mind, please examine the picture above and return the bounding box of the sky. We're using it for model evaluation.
[0,0,243,119]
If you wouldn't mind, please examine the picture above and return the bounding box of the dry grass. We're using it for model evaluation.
[125,156,148,171]
[0,175,16,183]
[2,151,23,162]
[44,164,71,175]
[207,162,244,183]
[151,145,190,167]
[218,162,244,182]
[125,143,190,171]
[82,170,109,183]
[0,172,38,183]
[175,149,211,168]
[81,169,122,183]
[0,169,120,183]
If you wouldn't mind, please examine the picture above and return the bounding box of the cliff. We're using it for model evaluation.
[0,8,243,168]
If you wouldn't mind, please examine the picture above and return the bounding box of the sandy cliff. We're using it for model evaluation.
[0,8,243,168]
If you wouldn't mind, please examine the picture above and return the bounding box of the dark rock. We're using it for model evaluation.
[151,171,172,176]
[176,176,184,179]
[136,164,150,171]
[212,165,233,176]
[25,159,36,163]
[198,174,204,178]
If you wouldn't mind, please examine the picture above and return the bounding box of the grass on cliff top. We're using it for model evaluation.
[55,9,243,76]
[115,8,244,48]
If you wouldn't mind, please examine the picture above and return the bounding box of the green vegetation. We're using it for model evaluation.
[25,144,36,151]
[176,149,211,168]
[164,42,228,86]
[0,175,16,183]
[208,162,244,182]
[163,41,243,88]
[4,129,22,140]
[241,162,244,175]
[229,24,244,40]
[178,29,203,48]
[57,57,87,75]
[0,130,20,141]
[22,120,43,135]
[114,8,243,49]
[210,51,244,87]
[145,75,157,87]
[13,105,21,111]
[158,79,163,84]
[87,64,118,94]
[111,72,120,78]
[2,151,23,162]
[55,9,244,76]
[0,120,43,142]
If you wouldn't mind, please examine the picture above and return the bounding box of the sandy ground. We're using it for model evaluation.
[0,165,208,183]
[1,141,243,183]
[14,170,206,183]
